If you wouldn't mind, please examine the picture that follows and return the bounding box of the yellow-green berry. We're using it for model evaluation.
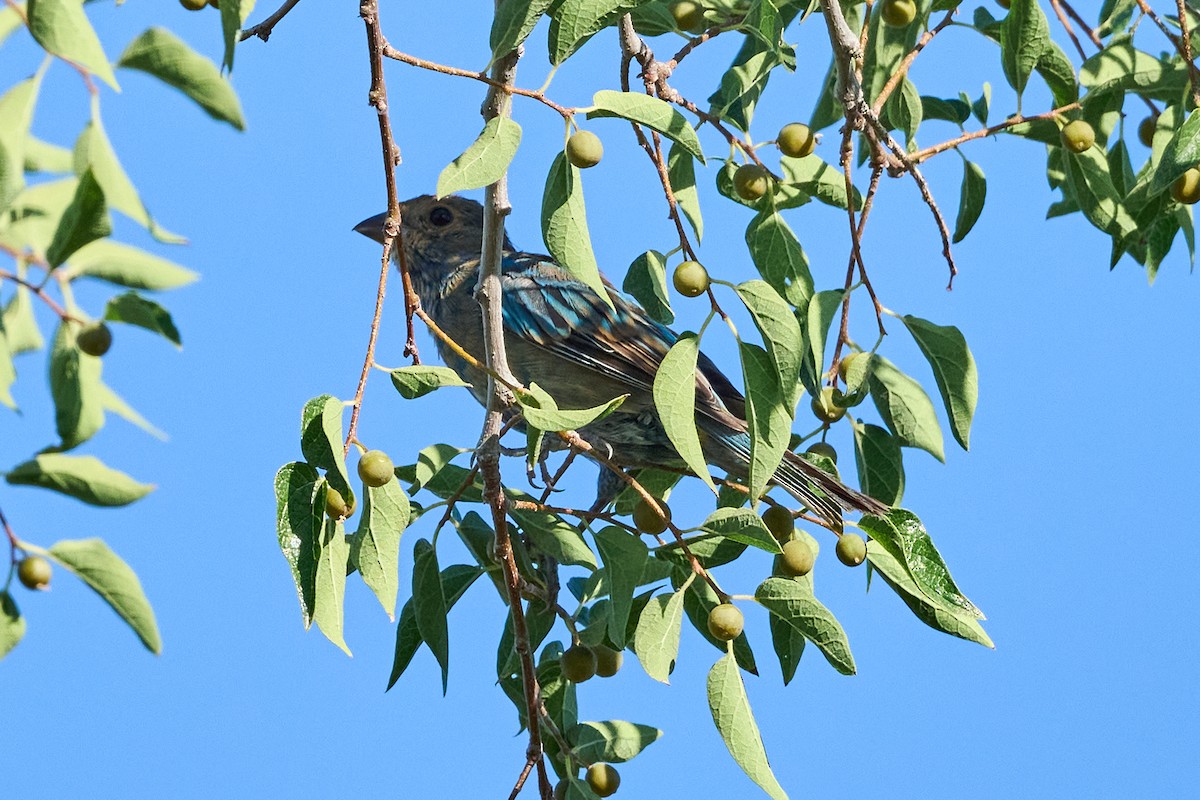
[836,533,867,567]
[17,556,52,590]
[672,260,709,297]
[566,130,604,169]
[777,122,816,158]
[707,603,744,641]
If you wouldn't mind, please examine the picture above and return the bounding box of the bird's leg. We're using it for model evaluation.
[591,462,628,515]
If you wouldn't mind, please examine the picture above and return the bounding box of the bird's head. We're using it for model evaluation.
[354,195,514,283]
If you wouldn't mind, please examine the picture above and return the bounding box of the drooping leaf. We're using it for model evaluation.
[632,587,686,683]
[390,365,471,399]
[45,169,109,268]
[412,538,450,693]
[117,26,245,130]
[274,461,322,625]
[509,503,598,568]
[518,382,627,432]
[48,537,161,653]
[594,526,649,648]
[542,152,610,305]
[868,355,945,462]
[735,280,803,400]
[299,394,353,503]
[707,652,789,800]
[64,240,198,290]
[0,592,24,660]
[436,116,522,198]
[755,576,855,675]
[1001,0,1050,102]
[952,159,987,243]
[0,73,43,209]
[852,422,904,507]
[901,316,978,450]
[388,564,481,690]
[653,333,714,490]
[587,89,705,159]
[98,381,166,441]
[104,292,181,347]
[667,141,703,241]
[27,0,119,90]
[49,320,104,450]
[490,0,555,60]
[217,0,256,73]
[548,1,646,64]
[745,212,814,308]
[623,249,674,324]
[739,342,791,503]
[312,517,351,656]
[352,479,410,619]
[800,289,843,396]
[699,507,781,554]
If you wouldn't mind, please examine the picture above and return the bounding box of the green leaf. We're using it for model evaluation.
[542,152,610,305]
[587,89,705,160]
[0,592,24,660]
[1064,146,1138,238]
[312,516,351,656]
[678,570,757,673]
[1001,0,1050,102]
[1149,109,1200,196]
[623,249,674,324]
[47,537,161,653]
[653,332,714,490]
[63,240,198,290]
[707,652,789,800]
[1035,40,1079,107]
[852,421,904,507]
[352,480,410,619]
[436,116,522,198]
[739,342,790,503]
[800,289,842,396]
[868,355,945,462]
[412,538,449,692]
[708,5,801,133]
[594,526,649,648]
[921,95,970,125]
[745,212,813,308]
[781,154,861,210]
[883,77,922,145]
[699,507,781,554]
[409,443,467,492]
[26,0,119,90]
[23,135,74,174]
[274,461,321,625]
[300,394,352,501]
[49,321,104,449]
[98,381,167,441]
[735,280,803,401]
[117,27,245,130]
[389,365,471,399]
[858,508,983,619]
[491,0,555,59]
[0,320,14,411]
[518,382,627,432]
[570,720,663,764]
[632,586,686,683]
[509,503,598,568]
[2,281,44,355]
[0,73,43,209]
[867,541,993,648]
[104,291,181,347]
[218,0,255,73]
[952,159,986,244]
[45,169,109,268]
[0,3,24,48]
[1079,39,1186,100]
[901,316,978,450]
[388,564,481,690]
[756,576,855,676]
[74,107,184,244]
[667,141,703,241]
[548,0,646,64]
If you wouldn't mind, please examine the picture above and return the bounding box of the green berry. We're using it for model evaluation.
[554,781,569,800]
[17,556,52,590]
[357,450,395,487]
[838,352,864,380]
[672,260,709,297]
[632,498,670,535]
[180,0,208,9]
[325,486,353,520]
[586,764,621,798]
[761,505,794,542]
[707,603,744,641]
[733,163,770,201]
[810,387,846,424]
[566,130,603,169]
[1138,116,1157,148]
[561,644,597,682]
[669,1,706,34]
[777,123,816,158]
[76,321,112,357]
[1061,119,1095,154]
[805,441,838,464]
[780,539,815,577]
[881,0,917,27]
[835,533,867,567]
[996,0,1011,8]
[594,645,623,678]
[1171,167,1200,205]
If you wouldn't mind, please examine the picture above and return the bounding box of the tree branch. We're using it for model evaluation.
[240,0,302,42]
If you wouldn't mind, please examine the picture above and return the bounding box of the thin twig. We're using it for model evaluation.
[3,0,97,95]
[1048,0,1089,61]
[0,266,76,322]
[240,0,302,42]
[911,102,1081,163]
[1134,0,1200,106]
[871,11,955,116]
[1059,0,1103,47]
[1176,0,1200,109]
[381,44,573,118]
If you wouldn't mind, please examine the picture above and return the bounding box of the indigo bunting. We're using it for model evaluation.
[356,195,887,523]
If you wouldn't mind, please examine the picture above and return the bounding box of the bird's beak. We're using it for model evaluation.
[353,211,391,245]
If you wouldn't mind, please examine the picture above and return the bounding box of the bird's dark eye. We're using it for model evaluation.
[429,206,453,226]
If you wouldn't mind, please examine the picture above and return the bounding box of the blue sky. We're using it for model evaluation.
[2,2,1198,798]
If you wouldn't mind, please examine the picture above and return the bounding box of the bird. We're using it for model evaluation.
[355,194,888,525]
